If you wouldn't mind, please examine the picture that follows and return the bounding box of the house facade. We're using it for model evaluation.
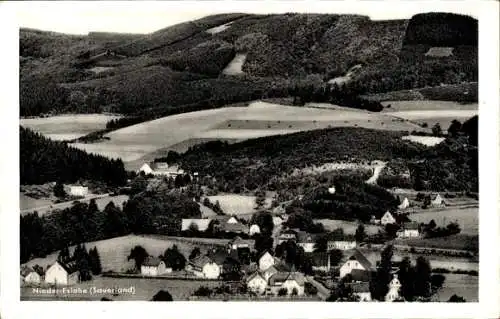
[398,197,410,209]
[296,232,315,253]
[246,272,268,294]
[45,261,79,286]
[188,255,221,279]
[23,269,43,284]
[268,272,305,295]
[339,250,373,278]
[141,257,172,276]
[65,185,89,197]
[396,222,420,238]
[348,282,372,301]
[431,194,445,207]
[228,236,249,251]
[249,224,261,235]
[258,251,275,271]
[327,240,357,251]
[385,274,402,302]
[381,211,396,225]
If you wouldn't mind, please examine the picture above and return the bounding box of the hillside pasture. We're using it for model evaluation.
[22,235,217,273]
[70,101,421,167]
[402,135,445,146]
[20,114,122,141]
[434,274,478,302]
[314,219,380,235]
[408,206,478,235]
[206,194,272,216]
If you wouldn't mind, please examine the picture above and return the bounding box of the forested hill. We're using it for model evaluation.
[20,12,477,116]
[20,127,127,185]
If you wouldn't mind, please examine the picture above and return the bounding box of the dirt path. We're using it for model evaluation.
[365,161,387,185]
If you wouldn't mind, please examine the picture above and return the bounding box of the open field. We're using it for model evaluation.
[70,101,422,169]
[22,235,211,273]
[402,135,445,146]
[434,274,478,302]
[222,53,246,75]
[21,276,222,301]
[205,194,272,216]
[20,114,122,141]
[393,234,478,252]
[314,219,381,235]
[20,194,129,216]
[408,206,478,235]
[381,101,478,112]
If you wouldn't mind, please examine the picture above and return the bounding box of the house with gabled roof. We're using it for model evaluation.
[249,224,261,235]
[258,251,276,271]
[227,236,250,251]
[431,194,445,207]
[246,271,268,294]
[21,266,44,284]
[141,256,172,276]
[398,197,410,209]
[327,239,357,251]
[381,211,396,225]
[45,260,79,286]
[296,231,316,253]
[187,255,221,279]
[339,250,373,278]
[268,271,305,295]
[347,282,372,301]
[396,222,420,239]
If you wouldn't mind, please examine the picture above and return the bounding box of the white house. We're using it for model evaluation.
[226,216,238,224]
[64,185,89,197]
[181,219,212,232]
[381,211,396,225]
[268,272,305,295]
[246,271,268,294]
[385,274,402,302]
[396,222,420,239]
[138,163,154,175]
[141,257,172,276]
[45,261,79,286]
[398,197,410,209]
[188,255,221,279]
[431,194,445,207]
[21,267,43,284]
[339,250,373,278]
[258,251,275,271]
[327,240,357,251]
[249,224,261,235]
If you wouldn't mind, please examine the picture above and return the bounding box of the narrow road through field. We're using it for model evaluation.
[366,161,386,185]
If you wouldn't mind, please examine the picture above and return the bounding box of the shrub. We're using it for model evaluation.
[278,288,288,296]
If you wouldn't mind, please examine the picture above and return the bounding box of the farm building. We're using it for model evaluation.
[246,271,268,294]
[347,282,372,301]
[249,224,261,235]
[268,272,305,296]
[339,250,373,278]
[181,219,212,232]
[398,197,410,209]
[140,257,172,276]
[327,240,357,251]
[21,266,44,284]
[381,211,396,225]
[431,194,445,207]
[310,252,331,272]
[187,255,221,279]
[296,231,316,253]
[64,185,89,197]
[385,274,402,302]
[44,260,79,286]
[396,222,420,238]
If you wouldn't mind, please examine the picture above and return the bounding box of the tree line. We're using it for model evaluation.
[20,127,127,185]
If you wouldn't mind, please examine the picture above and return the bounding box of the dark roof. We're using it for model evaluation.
[296,231,315,243]
[241,262,258,274]
[347,250,373,270]
[229,236,245,244]
[347,282,370,293]
[206,248,228,265]
[142,256,163,267]
[269,272,305,286]
[189,255,213,269]
[222,222,249,233]
[350,269,372,282]
[21,266,43,277]
[58,260,79,274]
[246,271,265,283]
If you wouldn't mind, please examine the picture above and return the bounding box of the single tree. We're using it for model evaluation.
[189,247,201,260]
[432,123,442,137]
[127,245,149,271]
[448,294,466,302]
[447,120,462,138]
[57,246,71,264]
[89,246,102,275]
[151,290,173,301]
[355,224,366,243]
[54,181,66,198]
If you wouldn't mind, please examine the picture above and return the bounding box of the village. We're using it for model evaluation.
[21,160,474,302]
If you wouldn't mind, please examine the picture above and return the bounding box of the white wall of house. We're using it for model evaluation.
[397,229,420,238]
[298,242,315,253]
[227,217,238,224]
[381,212,396,225]
[45,262,69,286]
[141,262,171,276]
[328,241,356,251]
[247,276,267,294]
[282,280,304,295]
[355,292,372,301]
[202,262,221,279]
[259,252,275,271]
[339,260,367,278]
[249,224,261,235]
[67,186,88,197]
[24,272,42,284]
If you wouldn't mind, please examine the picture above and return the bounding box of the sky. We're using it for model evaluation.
[11,1,480,35]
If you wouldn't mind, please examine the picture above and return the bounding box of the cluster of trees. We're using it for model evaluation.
[127,245,186,272]
[20,127,127,185]
[57,245,102,282]
[282,209,325,233]
[202,198,224,215]
[420,220,461,238]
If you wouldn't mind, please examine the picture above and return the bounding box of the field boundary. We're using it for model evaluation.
[102,272,225,282]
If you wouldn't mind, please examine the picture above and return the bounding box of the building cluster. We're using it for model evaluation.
[21,260,79,286]
[138,162,185,177]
